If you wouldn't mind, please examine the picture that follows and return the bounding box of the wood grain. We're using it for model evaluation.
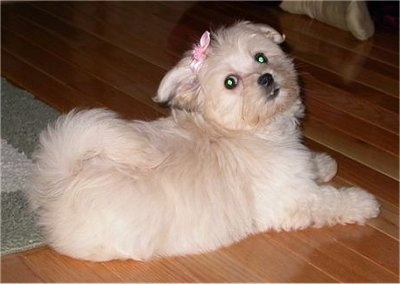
[1,1,398,282]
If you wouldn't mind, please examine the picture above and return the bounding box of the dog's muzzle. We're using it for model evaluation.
[258,73,280,100]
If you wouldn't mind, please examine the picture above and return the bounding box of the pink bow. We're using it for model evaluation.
[190,31,210,72]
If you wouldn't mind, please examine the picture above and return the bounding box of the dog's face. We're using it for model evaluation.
[154,21,301,131]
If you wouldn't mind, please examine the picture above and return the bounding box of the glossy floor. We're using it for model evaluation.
[1,1,398,282]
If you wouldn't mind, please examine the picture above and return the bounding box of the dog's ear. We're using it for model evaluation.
[153,57,202,111]
[241,21,285,44]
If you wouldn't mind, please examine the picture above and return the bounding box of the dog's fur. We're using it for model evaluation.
[28,21,380,262]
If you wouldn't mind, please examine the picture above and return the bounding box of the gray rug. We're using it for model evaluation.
[1,78,59,255]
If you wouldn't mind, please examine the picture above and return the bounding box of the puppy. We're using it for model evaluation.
[28,21,380,262]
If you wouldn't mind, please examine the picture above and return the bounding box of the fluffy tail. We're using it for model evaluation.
[28,108,160,210]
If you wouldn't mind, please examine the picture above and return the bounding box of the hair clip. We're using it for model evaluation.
[190,31,210,72]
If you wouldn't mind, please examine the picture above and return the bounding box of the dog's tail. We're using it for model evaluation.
[28,108,161,210]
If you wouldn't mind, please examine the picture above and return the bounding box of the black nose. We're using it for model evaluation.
[257,73,274,87]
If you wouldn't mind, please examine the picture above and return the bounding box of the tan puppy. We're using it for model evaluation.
[29,21,379,262]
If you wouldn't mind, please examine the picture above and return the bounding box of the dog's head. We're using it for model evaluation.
[154,21,301,131]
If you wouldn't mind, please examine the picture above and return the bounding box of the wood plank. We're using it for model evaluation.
[2,27,162,120]
[302,72,399,134]
[269,229,398,282]
[304,117,399,180]
[65,0,200,63]
[221,235,337,282]
[305,139,399,207]
[29,2,177,70]
[306,97,398,155]
[164,253,264,282]
[1,253,43,282]
[1,49,99,112]
[109,1,196,27]
[22,248,122,282]
[325,225,399,275]
[275,7,399,66]
[1,8,168,116]
[292,42,399,97]
[297,60,399,114]
[367,198,399,239]
[103,257,201,282]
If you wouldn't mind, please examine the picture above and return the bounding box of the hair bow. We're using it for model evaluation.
[190,31,210,72]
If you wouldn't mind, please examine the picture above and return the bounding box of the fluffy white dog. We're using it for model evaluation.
[29,21,380,262]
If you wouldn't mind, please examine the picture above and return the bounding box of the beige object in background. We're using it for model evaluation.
[280,0,375,40]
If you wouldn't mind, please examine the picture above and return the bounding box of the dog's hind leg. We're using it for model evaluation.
[254,182,379,233]
[311,152,337,183]
[311,185,380,227]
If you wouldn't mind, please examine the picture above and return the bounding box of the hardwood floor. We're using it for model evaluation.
[1,1,398,282]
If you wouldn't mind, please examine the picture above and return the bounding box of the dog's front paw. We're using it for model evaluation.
[313,153,337,183]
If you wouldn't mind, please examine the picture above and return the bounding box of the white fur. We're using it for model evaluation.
[28,21,380,262]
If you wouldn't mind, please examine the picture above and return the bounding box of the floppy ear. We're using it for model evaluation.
[153,57,202,111]
[241,21,285,44]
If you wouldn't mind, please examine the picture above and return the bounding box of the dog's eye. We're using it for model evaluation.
[255,53,268,64]
[224,75,238,90]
